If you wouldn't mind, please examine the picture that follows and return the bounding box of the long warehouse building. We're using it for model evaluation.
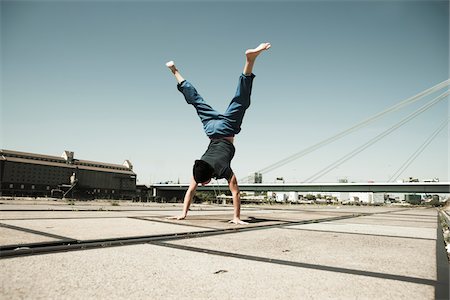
[0,149,136,199]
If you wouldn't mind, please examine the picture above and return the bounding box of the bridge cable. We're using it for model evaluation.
[240,79,449,182]
[388,117,450,182]
[302,91,449,183]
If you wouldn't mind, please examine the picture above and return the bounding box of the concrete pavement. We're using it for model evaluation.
[0,200,448,299]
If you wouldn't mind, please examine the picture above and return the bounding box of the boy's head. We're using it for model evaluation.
[193,160,214,185]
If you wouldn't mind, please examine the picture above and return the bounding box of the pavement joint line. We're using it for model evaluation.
[386,212,437,216]
[315,221,437,229]
[0,215,165,221]
[150,241,437,287]
[279,227,437,241]
[0,210,182,212]
[244,207,417,214]
[352,216,438,223]
[378,215,436,222]
[384,212,438,218]
[0,208,242,212]
[246,208,356,215]
[0,213,363,259]
[0,222,74,241]
[0,239,80,252]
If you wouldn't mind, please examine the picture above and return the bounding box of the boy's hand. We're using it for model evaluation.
[167,215,186,220]
[228,218,249,225]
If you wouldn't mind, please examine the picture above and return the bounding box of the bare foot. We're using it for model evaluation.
[245,42,271,61]
[165,60,177,73]
[228,218,249,225]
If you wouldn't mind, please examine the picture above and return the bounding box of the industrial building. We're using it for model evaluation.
[249,172,263,184]
[0,149,136,199]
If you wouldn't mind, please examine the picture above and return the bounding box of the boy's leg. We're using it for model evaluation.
[223,43,271,133]
[243,42,271,75]
[166,61,185,84]
[166,61,220,127]
[178,81,220,125]
[223,74,255,134]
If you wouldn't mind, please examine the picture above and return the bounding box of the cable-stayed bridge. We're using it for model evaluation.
[239,79,449,184]
[152,79,450,196]
[151,181,449,194]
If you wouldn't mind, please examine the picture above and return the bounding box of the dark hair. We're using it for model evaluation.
[193,160,214,183]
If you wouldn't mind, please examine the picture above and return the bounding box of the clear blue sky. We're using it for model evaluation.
[1,0,448,184]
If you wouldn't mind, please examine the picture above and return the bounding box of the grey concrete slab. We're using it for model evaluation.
[254,206,431,218]
[0,206,237,220]
[0,218,212,241]
[0,210,139,220]
[167,226,437,280]
[152,207,440,299]
[286,222,436,240]
[0,205,443,299]
[361,213,437,221]
[328,216,437,228]
[284,209,437,240]
[0,227,58,246]
[0,243,434,300]
[387,208,437,216]
[0,200,229,212]
[385,209,437,215]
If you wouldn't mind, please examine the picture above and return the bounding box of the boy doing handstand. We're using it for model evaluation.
[166,42,271,224]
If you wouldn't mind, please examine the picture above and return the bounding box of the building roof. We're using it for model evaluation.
[77,159,129,170]
[1,149,64,162]
[0,149,135,175]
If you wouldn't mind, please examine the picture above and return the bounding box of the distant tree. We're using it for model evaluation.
[194,191,215,203]
[305,194,316,200]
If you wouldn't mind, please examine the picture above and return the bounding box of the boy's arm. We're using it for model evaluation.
[228,174,248,225]
[168,177,198,220]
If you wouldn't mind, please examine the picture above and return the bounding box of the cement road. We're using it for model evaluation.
[0,200,448,299]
